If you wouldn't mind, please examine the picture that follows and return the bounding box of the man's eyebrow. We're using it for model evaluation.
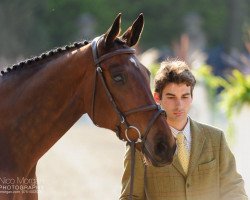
[182,93,191,96]
[165,93,191,96]
[165,93,175,96]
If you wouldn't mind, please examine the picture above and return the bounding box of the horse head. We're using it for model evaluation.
[88,13,176,166]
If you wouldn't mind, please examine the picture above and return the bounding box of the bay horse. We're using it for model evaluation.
[0,13,176,199]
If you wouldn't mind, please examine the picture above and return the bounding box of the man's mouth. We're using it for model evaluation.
[173,111,183,116]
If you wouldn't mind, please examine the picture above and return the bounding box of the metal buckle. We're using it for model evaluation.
[120,116,125,124]
[96,67,102,73]
[125,126,142,143]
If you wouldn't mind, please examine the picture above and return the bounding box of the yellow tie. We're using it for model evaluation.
[176,132,189,174]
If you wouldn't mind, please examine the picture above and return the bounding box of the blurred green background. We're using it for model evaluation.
[0,0,249,59]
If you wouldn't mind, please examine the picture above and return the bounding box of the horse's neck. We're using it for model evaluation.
[0,45,94,173]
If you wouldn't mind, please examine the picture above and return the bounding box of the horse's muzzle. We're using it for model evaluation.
[142,136,176,167]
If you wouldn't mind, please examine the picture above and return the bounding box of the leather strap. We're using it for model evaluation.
[95,49,136,65]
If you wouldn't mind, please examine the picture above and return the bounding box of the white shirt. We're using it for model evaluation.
[170,117,192,153]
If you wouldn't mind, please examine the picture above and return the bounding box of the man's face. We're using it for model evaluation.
[156,83,193,125]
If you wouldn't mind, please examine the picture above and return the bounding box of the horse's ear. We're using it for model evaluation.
[121,13,144,47]
[104,13,122,47]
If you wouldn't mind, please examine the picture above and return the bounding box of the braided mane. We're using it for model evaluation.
[0,40,89,76]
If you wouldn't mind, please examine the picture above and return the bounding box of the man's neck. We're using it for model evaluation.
[167,117,188,131]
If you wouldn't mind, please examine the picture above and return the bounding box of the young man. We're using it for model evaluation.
[120,59,248,200]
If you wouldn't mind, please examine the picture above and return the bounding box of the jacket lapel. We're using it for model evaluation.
[187,119,206,176]
[172,119,206,177]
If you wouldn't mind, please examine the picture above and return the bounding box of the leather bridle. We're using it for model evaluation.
[90,36,166,199]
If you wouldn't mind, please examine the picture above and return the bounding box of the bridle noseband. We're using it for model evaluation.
[90,36,166,199]
[91,36,166,145]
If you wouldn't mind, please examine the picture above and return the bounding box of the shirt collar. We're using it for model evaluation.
[170,117,191,142]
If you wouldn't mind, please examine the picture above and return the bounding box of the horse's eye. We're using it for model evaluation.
[112,74,125,84]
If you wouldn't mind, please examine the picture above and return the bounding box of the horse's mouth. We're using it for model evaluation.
[142,142,175,167]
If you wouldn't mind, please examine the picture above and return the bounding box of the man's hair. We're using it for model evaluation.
[154,59,196,98]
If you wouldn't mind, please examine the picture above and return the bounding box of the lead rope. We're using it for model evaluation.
[128,107,165,199]
[144,164,147,199]
[129,141,136,200]
[91,69,98,124]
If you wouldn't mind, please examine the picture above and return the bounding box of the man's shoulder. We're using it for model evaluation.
[190,118,223,137]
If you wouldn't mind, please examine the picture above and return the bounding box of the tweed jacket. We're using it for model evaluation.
[120,119,248,200]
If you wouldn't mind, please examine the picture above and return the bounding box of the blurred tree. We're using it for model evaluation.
[225,0,249,52]
[40,0,85,48]
[0,0,249,62]
[0,0,49,59]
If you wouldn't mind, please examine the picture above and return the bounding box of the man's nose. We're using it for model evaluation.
[175,99,182,107]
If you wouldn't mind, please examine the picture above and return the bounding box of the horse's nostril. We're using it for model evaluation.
[155,141,168,157]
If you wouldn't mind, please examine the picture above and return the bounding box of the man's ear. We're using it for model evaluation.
[153,92,161,104]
